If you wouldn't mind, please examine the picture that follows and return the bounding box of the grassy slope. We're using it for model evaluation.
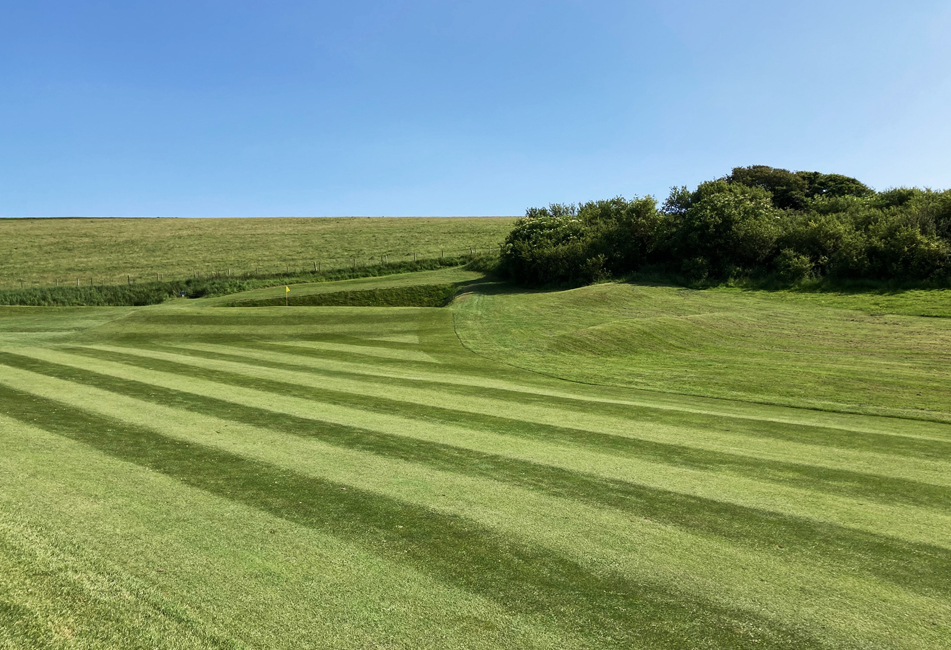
[217,266,483,307]
[454,281,951,421]
[0,217,515,288]
[0,272,949,649]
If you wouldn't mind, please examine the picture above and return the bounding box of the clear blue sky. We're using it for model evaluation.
[2,1,949,217]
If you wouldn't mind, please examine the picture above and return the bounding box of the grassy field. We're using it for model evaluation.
[1,270,949,648]
[0,217,515,288]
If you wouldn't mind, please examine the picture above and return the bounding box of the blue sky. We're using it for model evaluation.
[2,0,949,217]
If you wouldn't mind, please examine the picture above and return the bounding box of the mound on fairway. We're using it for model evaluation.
[454,280,951,420]
[0,271,949,649]
[221,267,483,309]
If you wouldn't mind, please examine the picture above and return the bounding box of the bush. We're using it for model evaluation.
[499,198,660,286]
[501,166,950,288]
[662,181,779,277]
[775,248,814,283]
[728,165,809,210]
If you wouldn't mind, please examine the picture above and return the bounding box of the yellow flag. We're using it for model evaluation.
[285,286,290,293]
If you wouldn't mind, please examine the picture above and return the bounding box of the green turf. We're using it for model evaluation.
[0,272,949,649]
[454,280,951,420]
[0,217,514,289]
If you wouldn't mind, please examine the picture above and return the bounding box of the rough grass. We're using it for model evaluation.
[0,272,949,649]
[0,217,515,289]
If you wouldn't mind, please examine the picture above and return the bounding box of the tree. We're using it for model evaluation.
[728,165,809,210]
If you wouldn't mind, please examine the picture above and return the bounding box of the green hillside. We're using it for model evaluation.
[0,217,515,289]
[0,269,949,648]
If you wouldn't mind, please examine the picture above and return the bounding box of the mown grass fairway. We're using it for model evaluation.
[0,217,515,288]
[1,271,950,649]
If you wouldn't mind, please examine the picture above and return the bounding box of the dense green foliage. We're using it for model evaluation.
[500,165,951,285]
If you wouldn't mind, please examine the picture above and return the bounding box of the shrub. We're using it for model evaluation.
[663,181,780,277]
[775,248,814,283]
[500,198,661,286]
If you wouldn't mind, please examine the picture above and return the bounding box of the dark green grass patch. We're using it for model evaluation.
[229,284,458,308]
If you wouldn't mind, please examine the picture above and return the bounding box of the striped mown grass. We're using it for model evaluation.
[1,276,949,648]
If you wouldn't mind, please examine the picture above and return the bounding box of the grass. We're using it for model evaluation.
[0,269,949,648]
[0,217,515,289]
[220,266,482,308]
[0,254,490,306]
[454,280,951,420]
[230,284,459,308]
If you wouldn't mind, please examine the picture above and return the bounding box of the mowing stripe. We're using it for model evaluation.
[149,340,951,457]
[270,340,438,363]
[7,349,951,553]
[62,344,951,496]
[4,364,949,644]
[3,352,951,602]
[0,384,826,650]
[209,339,951,440]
